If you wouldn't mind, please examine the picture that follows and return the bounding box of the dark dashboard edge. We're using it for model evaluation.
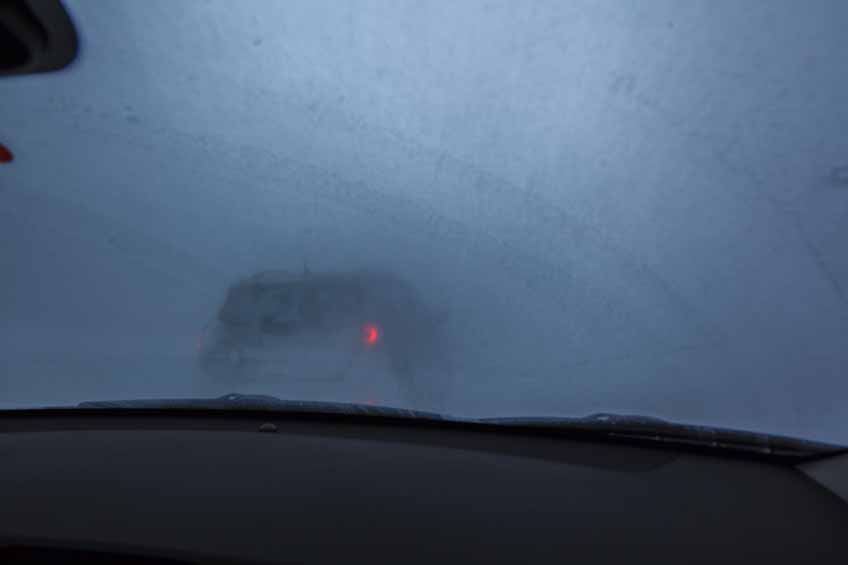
[1,407,842,465]
[0,534,274,565]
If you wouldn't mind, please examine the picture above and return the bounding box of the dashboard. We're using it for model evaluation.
[1,411,846,564]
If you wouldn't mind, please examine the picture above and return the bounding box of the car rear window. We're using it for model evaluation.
[219,284,304,326]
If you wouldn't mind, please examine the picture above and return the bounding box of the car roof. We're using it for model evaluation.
[240,270,404,289]
[247,270,304,285]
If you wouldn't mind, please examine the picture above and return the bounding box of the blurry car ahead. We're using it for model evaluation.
[198,270,449,406]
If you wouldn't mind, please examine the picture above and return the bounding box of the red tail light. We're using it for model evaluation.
[0,143,13,163]
[362,323,380,347]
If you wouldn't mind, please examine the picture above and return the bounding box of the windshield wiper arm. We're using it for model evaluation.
[479,413,846,459]
[71,398,845,460]
[77,393,444,420]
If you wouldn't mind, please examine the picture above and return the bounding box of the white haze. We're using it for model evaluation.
[1,0,847,442]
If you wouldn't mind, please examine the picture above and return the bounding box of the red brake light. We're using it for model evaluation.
[362,323,380,347]
[0,143,13,163]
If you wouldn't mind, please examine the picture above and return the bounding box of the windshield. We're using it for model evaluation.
[2,1,847,444]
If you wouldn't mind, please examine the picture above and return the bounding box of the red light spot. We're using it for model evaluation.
[0,144,12,164]
[362,323,380,347]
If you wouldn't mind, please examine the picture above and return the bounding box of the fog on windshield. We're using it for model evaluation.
[2,0,847,442]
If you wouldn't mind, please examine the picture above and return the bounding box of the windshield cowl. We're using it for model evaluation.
[480,413,846,460]
[25,395,838,461]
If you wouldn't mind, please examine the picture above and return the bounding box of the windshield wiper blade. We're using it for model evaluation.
[479,413,846,459]
[77,393,445,420]
[66,399,845,459]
